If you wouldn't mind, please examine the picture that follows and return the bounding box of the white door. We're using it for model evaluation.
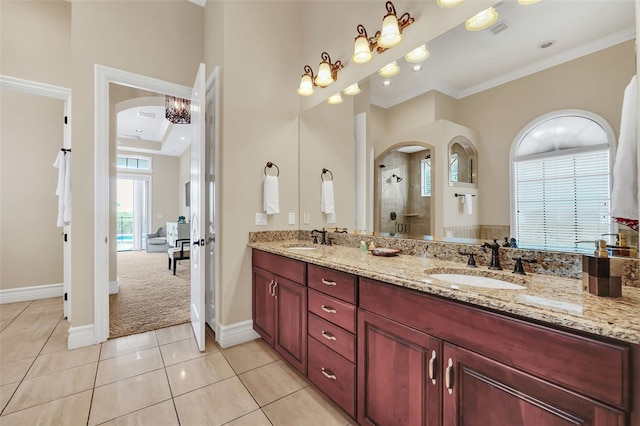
[190,64,206,351]
[204,68,220,330]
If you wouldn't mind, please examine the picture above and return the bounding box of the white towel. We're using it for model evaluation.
[263,175,279,215]
[461,194,473,215]
[611,75,638,222]
[321,180,335,215]
[54,151,72,227]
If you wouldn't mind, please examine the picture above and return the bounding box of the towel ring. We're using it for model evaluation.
[454,193,475,197]
[264,162,279,177]
[321,168,333,182]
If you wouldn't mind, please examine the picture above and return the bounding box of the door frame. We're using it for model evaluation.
[0,75,72,320]
[94,65,191,343]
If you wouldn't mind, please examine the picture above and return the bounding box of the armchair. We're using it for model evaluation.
[146,227,168,253]
[167,238,190,275]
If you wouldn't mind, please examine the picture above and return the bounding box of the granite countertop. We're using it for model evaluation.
[249,240,640,345]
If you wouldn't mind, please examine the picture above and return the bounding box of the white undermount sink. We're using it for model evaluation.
[424,274,526,290]
[286,246,318,250]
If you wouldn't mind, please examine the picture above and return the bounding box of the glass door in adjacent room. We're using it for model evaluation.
[116,176,150,251]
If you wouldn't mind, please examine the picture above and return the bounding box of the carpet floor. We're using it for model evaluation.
[109,250,190,339]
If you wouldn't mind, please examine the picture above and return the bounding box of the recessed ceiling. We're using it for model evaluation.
[370,0,635,108]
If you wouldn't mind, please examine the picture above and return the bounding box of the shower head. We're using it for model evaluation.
[386,174,402,183]
[379,164,386,168]
[393,174,402,182]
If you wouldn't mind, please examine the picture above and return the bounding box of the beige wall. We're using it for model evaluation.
[0,89,65,290]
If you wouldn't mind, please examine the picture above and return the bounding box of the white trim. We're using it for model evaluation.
[188,0,206,7]
[109,280,120,295]
[68,324,97,350]
[216,320,260,349]
[95,65,191,344]
[0,284,64,304]
[0,75,71,99]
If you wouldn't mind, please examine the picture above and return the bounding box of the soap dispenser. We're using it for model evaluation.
[580,239,622,297]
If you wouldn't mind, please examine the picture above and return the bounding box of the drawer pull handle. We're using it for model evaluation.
[321,305,337,314]
[445,358,454,394]
[428,350,437,384]
[321,278,337,286]
[321,368,337,380]
[321,330,337,341]
[268,280,275,296]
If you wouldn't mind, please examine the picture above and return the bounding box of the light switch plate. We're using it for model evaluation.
[255,213,267,226]
[289,212,296,225]
[303,212,310,224]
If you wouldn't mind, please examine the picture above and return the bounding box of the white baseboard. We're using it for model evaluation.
[68,323,97,350]
[216,319,260,349]
[109,279,119,295]
[0,283,64,304]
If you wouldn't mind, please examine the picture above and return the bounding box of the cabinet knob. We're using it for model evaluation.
[321,330,337,341]
[321,305,337,314]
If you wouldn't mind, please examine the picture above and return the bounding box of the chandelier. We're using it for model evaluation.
[165,95,191,124]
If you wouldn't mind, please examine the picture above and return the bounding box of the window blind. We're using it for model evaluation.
[514,149,610,251]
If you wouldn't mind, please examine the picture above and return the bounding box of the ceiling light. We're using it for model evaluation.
[465,7,499,31]
[327,93,344,105]
[297,66,315,96]
[382,80,392,87]
[404,45,430,63]
[518,0,541,4]
[135,129,143,132]
[314,52,343,88]
[538,40,555,49]
[165,95,191,124]
[412,64,423,72]
[378,61,400,78]
[343,83,361,96]
[437,0,465,7]
[352,25,373,64]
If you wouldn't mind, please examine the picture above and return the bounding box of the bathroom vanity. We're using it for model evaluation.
[250,239,640,425]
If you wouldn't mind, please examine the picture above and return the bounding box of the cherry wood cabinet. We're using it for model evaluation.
[252,250,307,375]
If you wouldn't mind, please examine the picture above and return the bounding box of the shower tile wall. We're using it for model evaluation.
[407,151,430,236]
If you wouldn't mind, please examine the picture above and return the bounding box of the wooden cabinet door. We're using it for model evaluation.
[442,343,626,426]
[358,309,442,426]
[252,266,275,346]
[275,276,307,375]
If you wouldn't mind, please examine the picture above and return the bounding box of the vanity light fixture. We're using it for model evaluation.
[437,0,465,8]
[465,7,499,31]
[297,65,316,96]
[314,51,343,88]
[352,1,415,62]
[165,95,191,124]
[404,44,430,63]
[327,93,344,105]
[378,61,400,78]
[343,82,361,96]
[518,0,541,4]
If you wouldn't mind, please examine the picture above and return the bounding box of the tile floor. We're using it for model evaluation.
[0,298,355,425]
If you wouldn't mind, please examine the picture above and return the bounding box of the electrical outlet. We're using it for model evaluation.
[303,212,310,224]
[255,213,267,226]
[289,212,296,225]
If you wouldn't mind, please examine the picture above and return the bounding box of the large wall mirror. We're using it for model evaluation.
[298,0,637,254]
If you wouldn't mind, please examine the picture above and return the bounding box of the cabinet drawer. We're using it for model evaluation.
[308,264,357,303]
[308,289,356,333]
[308,336,356,418]
[359,278,630,410]
[252,249,306,284]
[308,313,356,363]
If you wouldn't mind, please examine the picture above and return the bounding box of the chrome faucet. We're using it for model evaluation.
[481,238,503,270]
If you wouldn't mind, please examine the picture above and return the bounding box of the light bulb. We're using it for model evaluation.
[327,93,344,105]
[315,61,334,87]
[297,74,314,96]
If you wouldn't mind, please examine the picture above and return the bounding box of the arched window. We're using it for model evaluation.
[510,110,615,251]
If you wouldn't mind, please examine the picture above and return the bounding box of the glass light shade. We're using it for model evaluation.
[465,7,499,31]
[378,14,402,48]
[378,61,400,78]
[518,0,540,4]
[404,45,430,63]
[343,83,361,96]
[352,35,373,64]
[315,61,334,87]
[437,0,465,7]
[297,74,314,96]
[327,93,344,105]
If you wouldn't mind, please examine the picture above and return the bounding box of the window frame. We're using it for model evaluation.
[509,109,617,251]
[116,154,153,173]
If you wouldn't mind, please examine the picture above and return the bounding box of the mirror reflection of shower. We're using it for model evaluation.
[378,145,431,236]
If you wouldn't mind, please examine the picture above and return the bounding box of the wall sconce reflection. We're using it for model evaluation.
[297,52,344,96]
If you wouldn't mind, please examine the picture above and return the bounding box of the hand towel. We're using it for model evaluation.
[263,175,279,215]
[463,194,473,215]
[54,151,71,227]
[611,75,638,228]
[321,180,335,215]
